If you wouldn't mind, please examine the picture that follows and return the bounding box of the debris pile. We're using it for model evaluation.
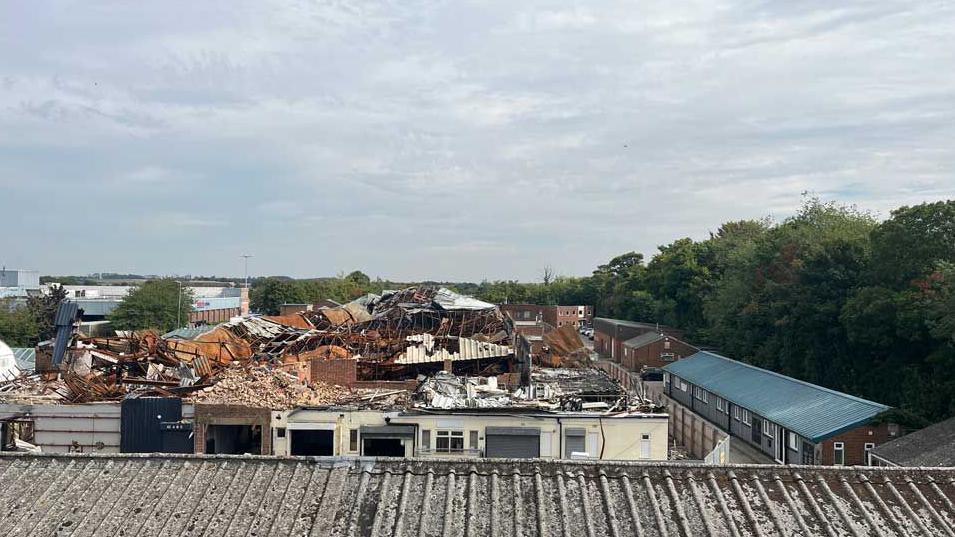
[413,368,656,413]
[190,363,350,409]
[0,286,517,407]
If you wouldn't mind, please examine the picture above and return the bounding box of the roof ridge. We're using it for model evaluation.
[693,351,888,410]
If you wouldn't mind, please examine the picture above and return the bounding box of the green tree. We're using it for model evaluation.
[249,277,305,315]
[0,300,39,347]
[26,284,68,341]
[109,280,195,332]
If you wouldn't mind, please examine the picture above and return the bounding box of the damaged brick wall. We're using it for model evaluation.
[311,359,358,386]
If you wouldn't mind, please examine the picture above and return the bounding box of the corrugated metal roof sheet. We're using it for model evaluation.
[1,453,953,537]
[870,415,955,467]
[622,332,664,349]
[51,300,79,367]
[162,326,217,340]
[664,351,890,442]
[11,347,35,370]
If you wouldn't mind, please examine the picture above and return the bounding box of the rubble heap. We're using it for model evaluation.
[190,363,350,409]
[0,286,514,405]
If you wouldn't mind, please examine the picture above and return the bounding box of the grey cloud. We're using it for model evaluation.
[0,0,953,280]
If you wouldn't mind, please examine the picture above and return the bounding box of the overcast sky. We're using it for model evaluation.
[2,1,954,282]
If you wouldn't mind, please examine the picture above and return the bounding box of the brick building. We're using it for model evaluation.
[621,332,698,371]
[500,304,593,330]
[593,317,684,362]
[663,351,898,465]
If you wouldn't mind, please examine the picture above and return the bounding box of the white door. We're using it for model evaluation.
[640,434,651,459]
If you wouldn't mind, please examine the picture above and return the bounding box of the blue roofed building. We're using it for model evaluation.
[663,351,898,465]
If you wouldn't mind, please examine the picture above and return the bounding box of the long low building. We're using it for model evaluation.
[1,453,953,536]
[271,407,669,460]
[663,351,897,465]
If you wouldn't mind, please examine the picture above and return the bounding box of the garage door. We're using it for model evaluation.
[485,427,540,458]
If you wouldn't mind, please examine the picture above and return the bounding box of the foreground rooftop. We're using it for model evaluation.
[1,453,952,536]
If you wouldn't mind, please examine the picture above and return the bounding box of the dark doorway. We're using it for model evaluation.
[290,429,334,456]
[205,425,261,455]
[362,438,405,457]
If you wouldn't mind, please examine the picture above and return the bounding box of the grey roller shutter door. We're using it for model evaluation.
[485,427,541,458]
[565,428,586,458]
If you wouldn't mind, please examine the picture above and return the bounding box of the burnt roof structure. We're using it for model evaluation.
[1,453,953,536]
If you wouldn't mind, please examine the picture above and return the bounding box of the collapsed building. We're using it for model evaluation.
[1,286,667,461]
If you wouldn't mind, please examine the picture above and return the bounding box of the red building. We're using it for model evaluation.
[499,304,593,329]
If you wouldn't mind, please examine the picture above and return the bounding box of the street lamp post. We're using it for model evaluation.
[175,280,183,328]
[241,255,253,288]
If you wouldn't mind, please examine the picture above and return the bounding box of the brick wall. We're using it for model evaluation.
[820,422,897,466]
[189,307,240,324]
[310,359,358,386]
[622,337,698,370]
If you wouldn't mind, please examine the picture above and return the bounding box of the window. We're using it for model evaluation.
[664,339,671,350]
[834,442,845,466]
[864,442,875,465]
[763,420,773,438]
[276,427,286,438]
[436,430,464,453]
[680,380,687,392]
[788,432,798,451]
[470,431,479,450]
[742,409,751,426]
[349,429,359,452]
[716,398,724,412]
[693,386,708,402]
[663,372,670,385]
[734,406,740,421]
[421,429,431,450]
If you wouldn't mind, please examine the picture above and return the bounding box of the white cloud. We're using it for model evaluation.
[1,0,954,280]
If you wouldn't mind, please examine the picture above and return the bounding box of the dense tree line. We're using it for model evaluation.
[471,199,955,423]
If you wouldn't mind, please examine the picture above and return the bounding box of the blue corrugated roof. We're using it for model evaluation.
[663,351,890,442]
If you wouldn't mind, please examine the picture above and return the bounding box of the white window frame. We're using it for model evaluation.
[864,442,875,465]
[742,409,751,426]
[788,432,798,450]
[716,397,724,412]
[435,430,465,453]
[640,433,651,459]
[663,372,670,385]
[833,442,845,466]
[734,406,740,421]
[680,380,687,392]
[763,419,773,438]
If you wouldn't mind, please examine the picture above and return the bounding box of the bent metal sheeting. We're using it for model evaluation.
[1,453,954,536]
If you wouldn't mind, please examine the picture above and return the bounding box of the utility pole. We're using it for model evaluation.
[175,280,183,328]
[240,255,253,288]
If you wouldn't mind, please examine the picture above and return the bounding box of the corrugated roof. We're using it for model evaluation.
[162,326,217,340]
[1,453,953,537]
[51,300,79,367]
[11,347,35,370]
[664,352,890,442]
[622,332,664,349]
[871,416,955,467]
[594,317,661,329]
